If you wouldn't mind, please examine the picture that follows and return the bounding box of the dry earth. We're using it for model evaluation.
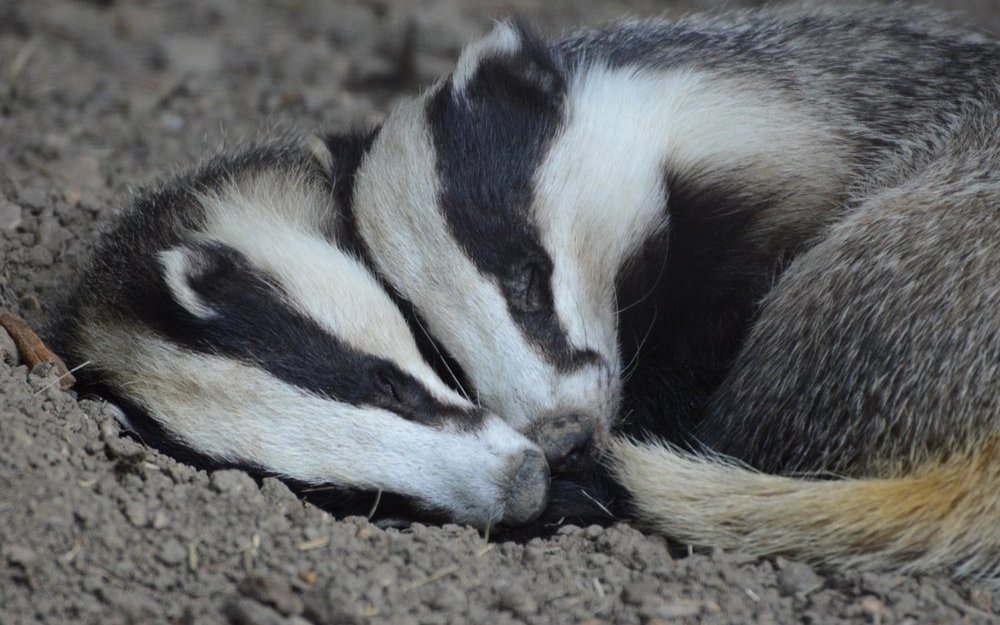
[2,1,999,624]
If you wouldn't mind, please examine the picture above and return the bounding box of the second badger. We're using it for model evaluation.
[57,134,549,527]
[351,6,1000,582]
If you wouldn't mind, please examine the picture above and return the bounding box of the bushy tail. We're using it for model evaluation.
[610,437,1000,585]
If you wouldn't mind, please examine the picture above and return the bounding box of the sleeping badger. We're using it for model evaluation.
[57,135,550,528]
[350,6,1000,583]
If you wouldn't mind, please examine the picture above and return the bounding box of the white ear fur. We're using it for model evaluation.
[158,246,217,320]
[452,20,523,93]
[305,134,334,176]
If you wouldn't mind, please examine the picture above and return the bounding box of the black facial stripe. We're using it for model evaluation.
[427,54,599,372]
[321,129,380,259]
[134,241,481,428]
[318,129,479,400]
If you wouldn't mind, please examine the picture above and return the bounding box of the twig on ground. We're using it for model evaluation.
[0,312,76,389]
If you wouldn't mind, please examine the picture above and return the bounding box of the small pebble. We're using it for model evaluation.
[16,185,47,208]
[776,559,824,596]
[238,574,304,617]
[159,112,184,132]
[124,501,148,527]
[210,469,259,496]
[859,595,891,621]
[0,196,23,230]
[28,246,54,267]
[152,511,169,529]
[4,544,38,568]
[224,597,287,625]
[495,586,538,618]
[260,477,299,505]
[159,539,187,565]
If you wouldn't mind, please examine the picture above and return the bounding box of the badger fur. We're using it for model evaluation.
[57,134,550,528]
[351,6,1000,582]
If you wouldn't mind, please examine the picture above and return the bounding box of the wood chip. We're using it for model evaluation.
[0,312,75,389]
[405,564,459,591]
[296,537,329,551]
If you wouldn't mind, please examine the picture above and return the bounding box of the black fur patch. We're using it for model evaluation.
[615,169,793,445]
[501,461,630,540]
[426,28,599,372]
[322,129,380,258]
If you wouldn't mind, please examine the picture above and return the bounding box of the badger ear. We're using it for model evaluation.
[158,243,250,320]
[310,129,379,251]
[160,245,218,320]
[452,19,564,101]
[305,134,335,176]
[308,129,378,181]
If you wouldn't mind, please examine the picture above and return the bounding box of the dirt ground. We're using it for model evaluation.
[2,1,999,624]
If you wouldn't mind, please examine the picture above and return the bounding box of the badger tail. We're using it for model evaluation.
[609,437,1000,585]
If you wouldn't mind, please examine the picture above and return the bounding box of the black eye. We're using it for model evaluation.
[511,261,548,314]
[376,368,402,403]
[375,366,427,410]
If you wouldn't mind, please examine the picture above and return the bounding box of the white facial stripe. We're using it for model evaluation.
[81,324,536,524]
[534,64,846,359]
[193,171,466,409]
[354,99,553,427]
[452,20,522,93]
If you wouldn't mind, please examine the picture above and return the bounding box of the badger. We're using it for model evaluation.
[56,134,550,528]
[350,6,1000,582]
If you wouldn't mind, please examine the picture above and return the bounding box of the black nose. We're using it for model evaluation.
[529,414,598,476]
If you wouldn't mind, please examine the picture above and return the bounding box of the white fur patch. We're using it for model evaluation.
[305,134,334,176]
[79,322,538,525]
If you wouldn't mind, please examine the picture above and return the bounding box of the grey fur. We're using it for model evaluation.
[705,97,1000,476]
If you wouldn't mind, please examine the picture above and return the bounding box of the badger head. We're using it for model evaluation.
[65,135,549,527]
[352,22,628,475]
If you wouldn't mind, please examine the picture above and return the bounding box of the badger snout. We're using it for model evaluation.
[528,413,603,476]
[500,449,550,526]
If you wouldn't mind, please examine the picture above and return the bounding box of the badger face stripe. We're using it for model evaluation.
[426,69,599,373]
[152,241,479,428]
[318,130,380,260]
